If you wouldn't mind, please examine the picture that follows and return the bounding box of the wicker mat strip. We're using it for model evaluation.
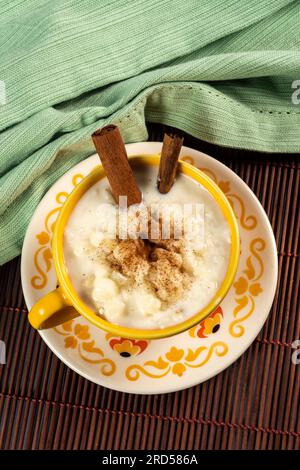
[0,124,299,450]
[0,392,300,447]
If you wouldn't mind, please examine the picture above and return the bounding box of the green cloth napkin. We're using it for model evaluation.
[1,0,300,264]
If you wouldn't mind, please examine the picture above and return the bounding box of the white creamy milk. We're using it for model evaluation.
[64,165,230,329]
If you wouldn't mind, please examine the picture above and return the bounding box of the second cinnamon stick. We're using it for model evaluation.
[157,133,184,194]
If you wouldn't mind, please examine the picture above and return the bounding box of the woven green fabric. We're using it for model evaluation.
[1,0,300,264]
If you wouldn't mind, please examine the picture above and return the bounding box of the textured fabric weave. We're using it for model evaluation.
[0,0,300,264]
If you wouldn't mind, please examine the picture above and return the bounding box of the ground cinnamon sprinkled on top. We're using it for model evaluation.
[97,216,192,305]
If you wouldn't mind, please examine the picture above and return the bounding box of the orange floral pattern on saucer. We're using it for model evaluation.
[189,306,223,339]
[31,174,84,290]
[229,238,265,337]
[182,156,257,230]
[125,342,228,380]
[106,334,149,358]
[54,320,116,376]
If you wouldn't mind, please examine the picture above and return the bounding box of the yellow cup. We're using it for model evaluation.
[28,155,240,339]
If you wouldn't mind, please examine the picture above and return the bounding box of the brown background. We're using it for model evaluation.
[0,123,299,450]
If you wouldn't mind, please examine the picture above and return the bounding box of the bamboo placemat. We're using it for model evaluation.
[0,124,299,450]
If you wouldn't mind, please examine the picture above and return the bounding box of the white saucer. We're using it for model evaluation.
[21,143,277,394]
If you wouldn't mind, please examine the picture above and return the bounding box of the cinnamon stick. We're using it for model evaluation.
[157,133,184,194]
[92,125,142,206]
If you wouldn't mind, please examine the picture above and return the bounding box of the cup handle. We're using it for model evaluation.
[28,287,80,329]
